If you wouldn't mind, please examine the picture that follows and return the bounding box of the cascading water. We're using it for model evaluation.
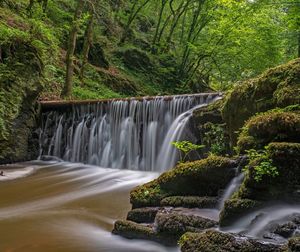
[39,93,220,171]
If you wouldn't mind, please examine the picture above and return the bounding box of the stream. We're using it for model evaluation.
[0,161,179,252]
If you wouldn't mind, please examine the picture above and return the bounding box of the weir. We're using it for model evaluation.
[39,93,221,171]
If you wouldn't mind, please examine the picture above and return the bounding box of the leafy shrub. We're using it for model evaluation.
[172,141,204,163]
[244,147,278,182]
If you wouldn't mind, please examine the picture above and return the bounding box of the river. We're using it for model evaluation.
[0,161,179,252]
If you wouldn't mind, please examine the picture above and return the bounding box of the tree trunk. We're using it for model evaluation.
[80,11,94,84]
[42,0,48,13]
[27,0,34,17]
[152,0,167,53]
[119,0,150,44]
[62,0,84,97]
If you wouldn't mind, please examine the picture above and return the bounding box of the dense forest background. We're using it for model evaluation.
[0,0,299,100]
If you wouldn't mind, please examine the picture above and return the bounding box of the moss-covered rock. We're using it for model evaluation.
[222,58,300,144]
[288,236,300,252]
[160,196,217,208]
[237,111,300,153]
[127,207,159,223]
[220,142,300,226]
[130,156,236,208]
[180,230,284,252]
[112,220,177,246]
[0,13,53,163]
[236,142,300,201]
[219,198,262,226]
[192,98,231,156]
[156,213,217,238]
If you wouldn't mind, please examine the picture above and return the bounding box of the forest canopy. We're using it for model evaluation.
[0,0,299,97]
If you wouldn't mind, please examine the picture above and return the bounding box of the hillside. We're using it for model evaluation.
[0,0,299,101]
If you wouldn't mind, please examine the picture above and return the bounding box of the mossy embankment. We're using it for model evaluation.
[222,58,300,144]
[0,7,55,162]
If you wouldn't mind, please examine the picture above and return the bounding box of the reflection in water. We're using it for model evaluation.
[0,161,179,252]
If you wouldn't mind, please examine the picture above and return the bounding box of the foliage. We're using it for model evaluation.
[244,148,279,182]
[203,124,227,155]
[172,141,204,163]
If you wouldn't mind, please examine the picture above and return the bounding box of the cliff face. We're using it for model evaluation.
[0,8,48,163]
[0,40,43,163]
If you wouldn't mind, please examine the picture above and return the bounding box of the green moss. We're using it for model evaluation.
[157,156,235,195]
[126,208,158,223]
[160,196,217,208]
[288,236,300,252]
[179,230,284,252]
[222,58,300,144]
[219,198,261,226]
[155,213,217,238]
[112,220,156,239]
[0,8,57,162]
[130,180,168,208]
[237,110,300,153]
[230,142,300,210]
[112,220,177,246]
[130,156,235,208]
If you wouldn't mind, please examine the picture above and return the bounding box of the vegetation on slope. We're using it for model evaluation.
[1,0,299,100]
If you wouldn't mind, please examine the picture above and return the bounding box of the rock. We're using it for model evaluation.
[219,198,262,226]
[160,196,217,208]
[180,230,284,252]
[222,58,300,145]
[0,33,44,164]
[235,142,300,202]
[112,220,177,246]
[237,110,300,153]
[155,212,218,238]
[288,236,300,252]
[127,207,159,223]
[273,222,297,238]
[130,156,236,208]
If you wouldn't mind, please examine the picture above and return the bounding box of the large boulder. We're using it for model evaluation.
[220,142,300,226]
[222,58,300,144]
[237,109,300,153]
[130,156,236,208]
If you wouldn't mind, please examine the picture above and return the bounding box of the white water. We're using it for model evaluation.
[39,94,220,171]
[217,172,244,210]
[223,204,300,239]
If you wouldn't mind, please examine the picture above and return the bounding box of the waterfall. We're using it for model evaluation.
[39,93,220,171]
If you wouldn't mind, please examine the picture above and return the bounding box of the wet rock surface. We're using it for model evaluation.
[180,230,284,252]
[127,207,159,223]
[160,196,218,209]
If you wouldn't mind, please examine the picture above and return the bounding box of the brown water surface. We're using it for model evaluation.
[0,161,178,252]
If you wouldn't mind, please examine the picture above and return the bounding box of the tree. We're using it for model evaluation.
[80,1,96,83]
[27,0,48,17]
[62,0,85,97]
[119,0,151,44]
